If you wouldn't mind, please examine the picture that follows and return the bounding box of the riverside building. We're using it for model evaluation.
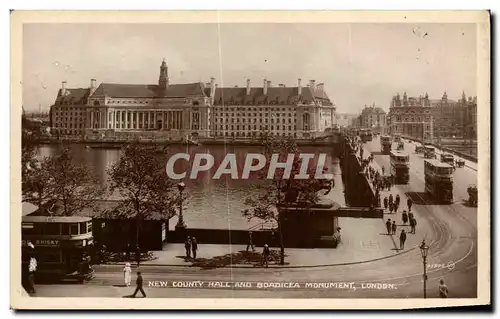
[49,60,336,140]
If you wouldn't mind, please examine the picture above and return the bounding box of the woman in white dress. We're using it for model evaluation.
[123,262,132,286]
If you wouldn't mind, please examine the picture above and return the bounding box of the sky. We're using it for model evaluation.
[22,23,477,114]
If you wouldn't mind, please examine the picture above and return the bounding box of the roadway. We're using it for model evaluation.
[32,136,479,299]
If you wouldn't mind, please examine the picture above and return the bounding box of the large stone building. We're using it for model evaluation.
[50,60,336,140]
[359,104,387,134]
[387,91,477,143]
[431,91,477,141]
[336,113,359,128]
[387,92,433,142]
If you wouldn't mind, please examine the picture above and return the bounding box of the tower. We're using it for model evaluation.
[159,58,169,90]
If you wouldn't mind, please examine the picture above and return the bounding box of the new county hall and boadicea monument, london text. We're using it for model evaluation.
[49,59,336,140]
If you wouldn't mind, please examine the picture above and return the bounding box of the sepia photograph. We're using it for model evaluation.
[10,10,490,309]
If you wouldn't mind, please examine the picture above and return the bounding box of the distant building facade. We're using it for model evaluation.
[359,104,387,134]
[431,91,477,141]
[49,60,336,140]
[387,91,477,142]
[336,113,359,128]
[387,92,433,142]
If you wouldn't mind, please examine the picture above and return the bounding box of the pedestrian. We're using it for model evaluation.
[135,246,141,267]
[389,202,394,214]
[132,271,147,298]
[408,211,414,221]
[391,221,397,235]
[394,202,399,214]
[28,257,37,294]
[262,244,270,268]
[412,217,417,233]
[382,166,385,175]
[123,262,132,287]
[383,197,388,210]
[402,210,408,225]
[191,237,198,259]
[246,231,255,252]
[385,219,392,235]
[395,194,400,207]
[399,229,407,250]
[389,194,394,206]
[184,236,192,258]
[438,279,449,298]
[407,198,413,212]
[409,217,417,234]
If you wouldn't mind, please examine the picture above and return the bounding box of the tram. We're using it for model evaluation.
[390,150,410,184]
[380,135,392,154]
[424,159,454,204]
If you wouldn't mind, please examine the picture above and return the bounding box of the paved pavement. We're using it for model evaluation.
[27,137,479,299]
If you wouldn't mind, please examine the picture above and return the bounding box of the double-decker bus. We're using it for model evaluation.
[424,159,454,204]
[359,129,373,142]
[440,153,455,166]
[22,215,94,283]
[380,135,392,154]
[390,150,410,184]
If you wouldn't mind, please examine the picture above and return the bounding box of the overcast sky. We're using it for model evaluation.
[22,23,477,113]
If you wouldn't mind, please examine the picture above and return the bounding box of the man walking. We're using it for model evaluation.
[246,231,255,252]
[383,196,388,211]
[385,219,392,235]
[407,198,413,212]
[402,210,408,225]
[132,271,146,298]
[262,244,270,268]
[409,217,417,234]
[438,279,449,298]
[184,237,192,258]
[399,229,407,250]
[191,237,198,259]
[391,221,397,236]
[28,257,37,294]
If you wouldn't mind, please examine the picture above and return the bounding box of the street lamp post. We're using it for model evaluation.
[419,239,429,298]
[176,181,186,230]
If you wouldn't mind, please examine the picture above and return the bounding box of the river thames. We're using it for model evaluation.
[23,143,345,230]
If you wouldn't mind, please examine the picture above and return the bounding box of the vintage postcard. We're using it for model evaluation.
[10,10,490,309]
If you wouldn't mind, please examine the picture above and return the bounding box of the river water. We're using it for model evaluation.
[23,143,345,230]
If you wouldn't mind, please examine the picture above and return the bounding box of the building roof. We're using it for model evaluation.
[23,215,92,223]
[26,199,170,221]
[213,86,333,106]
[425,159,454,168]
[90,82,209,99]
[361,107,386,115]
[54,88,91,105]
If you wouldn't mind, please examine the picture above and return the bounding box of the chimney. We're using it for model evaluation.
[263,78,268,95]
[298,78,302,95]
[210,77,216,98]
[246,79,251,95]
[61,81,67,95]
[309,80,316,91]
[90,79,96,94]
[267,80,272,88]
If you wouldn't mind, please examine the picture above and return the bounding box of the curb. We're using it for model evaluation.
[98,246,417,270]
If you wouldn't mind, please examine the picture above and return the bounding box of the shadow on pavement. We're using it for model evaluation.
[176,250,289,270]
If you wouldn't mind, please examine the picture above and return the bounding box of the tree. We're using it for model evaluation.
[107,142,179,247]
[242,134,333,264]
[22,152,54,211]
[47,148,106,216]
